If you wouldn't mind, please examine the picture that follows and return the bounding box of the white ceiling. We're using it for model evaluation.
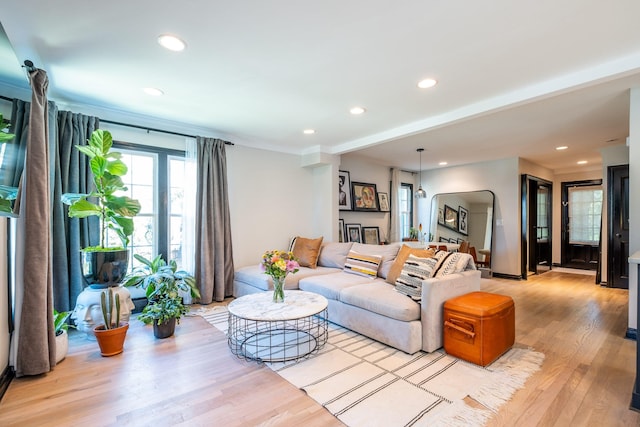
[2,1,640,174]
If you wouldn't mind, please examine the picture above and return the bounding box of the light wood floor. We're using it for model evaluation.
[1,272,639,427]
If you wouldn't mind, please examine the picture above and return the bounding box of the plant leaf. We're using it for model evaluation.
[68,199,101,218]
[88,129,113,155]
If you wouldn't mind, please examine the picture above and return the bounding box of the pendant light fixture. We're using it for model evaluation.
[415,148,427,199]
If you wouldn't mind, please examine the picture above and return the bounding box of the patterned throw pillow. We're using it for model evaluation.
[431,251,476,277]
[386,245,436,285]
[395,255,440,300]
[343,251,382,279]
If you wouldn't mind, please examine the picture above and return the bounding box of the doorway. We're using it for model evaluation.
[560,180,603,271]
[607,164,629,289]
[521,175,553,279]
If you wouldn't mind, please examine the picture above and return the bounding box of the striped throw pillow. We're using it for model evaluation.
[395,255,439,300]
[343,251,382,279]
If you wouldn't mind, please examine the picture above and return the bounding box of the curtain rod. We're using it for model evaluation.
[0,95,234,146]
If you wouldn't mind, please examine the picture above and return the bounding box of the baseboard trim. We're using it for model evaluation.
[626,328,637,341]
[491,272,522,280]
[0,365,15,403]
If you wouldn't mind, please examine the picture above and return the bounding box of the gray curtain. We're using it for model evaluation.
[195,137,234,303]
[52,111,99,311]
[15,69,55,376]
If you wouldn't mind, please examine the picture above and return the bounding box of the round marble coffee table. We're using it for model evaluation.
[227,290,328,363]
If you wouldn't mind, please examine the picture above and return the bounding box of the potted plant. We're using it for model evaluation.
[61,129,141,288]
[54,309,73,363]
[403,227,420,241]
[123,254,200,339]
[93,287,129,356]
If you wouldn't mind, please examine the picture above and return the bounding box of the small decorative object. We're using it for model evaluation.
[458,206,469,234]
[93,288,129,356]
[261,250,300,303]
[339,170,352,210]
[362,226,380,245]
[123,254,200,339]
[346,223,362,243]
[351,182,379,211]
[378,192,390,212]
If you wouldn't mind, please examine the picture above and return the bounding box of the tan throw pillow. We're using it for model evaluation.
[291,236,324,268]
[386,244,436,285]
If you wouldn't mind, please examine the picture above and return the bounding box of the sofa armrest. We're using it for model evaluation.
[420,270,481,352]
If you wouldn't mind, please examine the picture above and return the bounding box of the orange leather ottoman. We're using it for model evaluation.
[443,291,515,366]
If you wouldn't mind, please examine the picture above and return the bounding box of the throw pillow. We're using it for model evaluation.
[386,244,436,285]
[343,251,382,279]
[317,242,354,269]
[431,251,476,277]
[351,242,401,279]
[291,236,324,268]
[395,254,440,300]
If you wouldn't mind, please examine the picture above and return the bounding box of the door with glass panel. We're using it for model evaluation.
[561,180,602,271]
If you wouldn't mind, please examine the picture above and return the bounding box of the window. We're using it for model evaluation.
[399,183,413,239]
[568,185,603,245]
[536,187,549,241]
[109,142,190,271]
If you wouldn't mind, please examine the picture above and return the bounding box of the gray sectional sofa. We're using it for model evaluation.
[233,241,481,354]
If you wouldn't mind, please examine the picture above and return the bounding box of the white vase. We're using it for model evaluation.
[55,329,68,363]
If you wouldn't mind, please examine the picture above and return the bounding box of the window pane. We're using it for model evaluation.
[569,186,603,245]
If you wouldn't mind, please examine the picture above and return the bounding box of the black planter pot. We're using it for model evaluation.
[153,318,176,339]
[82,249,129,288]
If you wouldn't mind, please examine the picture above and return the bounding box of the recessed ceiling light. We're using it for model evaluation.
[350,106,366,115]
[143,87,164,96]
[417,78,437,89]
[577,160,588,165]
[439,161,448,166]
[556,146,568,150]
[157,34,186,52]
[303,129,315,135]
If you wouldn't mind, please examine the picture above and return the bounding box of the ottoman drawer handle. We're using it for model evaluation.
[445,320,476,338]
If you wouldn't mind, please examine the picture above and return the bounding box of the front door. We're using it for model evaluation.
[608,165,629,289]
[521,175,553,278]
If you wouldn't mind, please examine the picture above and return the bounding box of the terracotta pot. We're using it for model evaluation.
[94,323,129,356]
[153,318,176,339]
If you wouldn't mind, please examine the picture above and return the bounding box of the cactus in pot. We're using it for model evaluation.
[100,287,121,329]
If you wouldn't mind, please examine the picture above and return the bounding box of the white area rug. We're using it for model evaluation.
[196,306,544,427]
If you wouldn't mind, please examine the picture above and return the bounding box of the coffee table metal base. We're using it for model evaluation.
[228,312,328,362]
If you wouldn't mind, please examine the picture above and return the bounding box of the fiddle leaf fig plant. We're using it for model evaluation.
[0,113,17,213]
[61,129,141,250]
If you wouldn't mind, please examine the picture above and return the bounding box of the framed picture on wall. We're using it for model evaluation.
[339,170,352,210]
[458,206,469,234]
[438,208,444,225]
[378,192,390,212]
[444,204,458,230]
[352,182,379,211]
[346,223,362,243]
[338,219,345,243]
[362,227,380,245]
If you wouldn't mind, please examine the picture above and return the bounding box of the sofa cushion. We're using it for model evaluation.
[340,281,420,322]
[234,264,336,291]
[299,271,371,301]
[351,242,401,279]
[395,254,440,300]
[386,244,436,285]
[318,242,354,269]
[343,251,382,279]
[290,236,324,268]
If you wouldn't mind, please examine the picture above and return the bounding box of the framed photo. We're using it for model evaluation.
[439,236,449,243]
[338,219,345,243]
[458,206,469,234]
[438,208,444,225]
[346,223,362,243]
[378,192,390,212]
[352,182,379,211]
[362,227,380,245]
[339,170,352,211]
[444,205,458,230]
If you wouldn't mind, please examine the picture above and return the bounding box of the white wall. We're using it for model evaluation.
[423,157,520,277]
[628,88,640,330]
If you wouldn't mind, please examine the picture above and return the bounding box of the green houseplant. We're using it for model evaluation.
[124,254,200,339]
[93,287,129,356]
[54,309,73,363]
[62,129,141,287]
